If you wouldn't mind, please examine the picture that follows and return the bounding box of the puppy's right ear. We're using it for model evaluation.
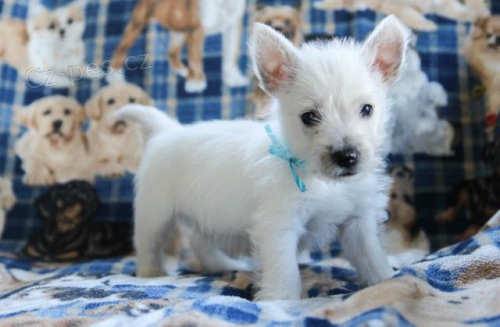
[250,22,299,95]
[84,94,103,121]
[28,2,48,18]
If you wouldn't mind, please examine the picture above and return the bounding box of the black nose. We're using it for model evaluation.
[273,27,283,34]
[331,147,359,169]
[60,29,65,37]
[53,120,63,130]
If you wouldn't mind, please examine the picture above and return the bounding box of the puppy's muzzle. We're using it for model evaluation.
[331,147,359,176]
[112,120,128,134]
[272,26,292,40]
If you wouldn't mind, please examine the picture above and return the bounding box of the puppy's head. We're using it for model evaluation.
[473,15,500,49]
[27,1,85,42]
[85,83,153,133]
[251,16,410,180]
[17,96,85,145]
[35,180,98,234]
[254,5,302,45]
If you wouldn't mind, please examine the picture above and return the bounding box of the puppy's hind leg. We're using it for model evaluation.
[190,233,253,273]
[340,215,394,286]
[134,187,174,278]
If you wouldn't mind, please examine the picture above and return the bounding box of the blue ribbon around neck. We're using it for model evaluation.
[265,124,307,192]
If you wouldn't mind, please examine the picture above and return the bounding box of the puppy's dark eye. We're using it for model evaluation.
[107,98,115,105]
[301,110,322,126]
[360,104,373,118]
[43,109,52,116]
[64,108,71,115]
[266,20,273,26]
[67,18,74,25]
[49,22,56,30]
[284,19,291,26]
[129,97,136,103]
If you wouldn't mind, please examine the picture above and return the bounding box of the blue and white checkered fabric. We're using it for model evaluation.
[0,226,498,325]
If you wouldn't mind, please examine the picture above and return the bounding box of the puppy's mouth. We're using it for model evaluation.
[317,165,358,180]
[337,170,357,178]
[46,130,68,142]
[486,34,500,49]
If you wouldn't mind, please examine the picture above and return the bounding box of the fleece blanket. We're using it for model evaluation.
[0,226,498,326]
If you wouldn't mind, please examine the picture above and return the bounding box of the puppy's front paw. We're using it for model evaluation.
[185,78,207,93]
[136,267,166,278]
[23,172,55,186]
[97,161,125,178]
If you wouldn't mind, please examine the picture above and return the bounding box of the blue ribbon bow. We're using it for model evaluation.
[265,124,307,192]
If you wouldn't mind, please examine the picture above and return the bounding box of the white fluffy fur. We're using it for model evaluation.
[115,16,410,301]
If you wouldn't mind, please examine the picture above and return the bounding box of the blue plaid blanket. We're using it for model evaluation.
[0,225,498,325]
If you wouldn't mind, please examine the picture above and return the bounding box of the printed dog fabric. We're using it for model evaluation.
[0,225,498,325]
[0,1,499,252]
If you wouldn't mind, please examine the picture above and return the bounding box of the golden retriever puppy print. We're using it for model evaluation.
[14,96,93,186]
[85,83,154,177]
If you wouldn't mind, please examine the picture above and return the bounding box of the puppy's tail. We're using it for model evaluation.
[113,104,180,139]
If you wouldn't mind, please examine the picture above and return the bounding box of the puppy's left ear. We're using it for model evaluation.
[13,106,29,126]
[362,15,410,86]
[75,104,87,126]
[250,22,299,95]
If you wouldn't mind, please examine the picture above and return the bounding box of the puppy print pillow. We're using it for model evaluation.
[0,0,97,88]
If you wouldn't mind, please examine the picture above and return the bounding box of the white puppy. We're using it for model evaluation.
[116,16,410,301]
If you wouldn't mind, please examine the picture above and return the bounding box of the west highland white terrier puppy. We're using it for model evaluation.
[116,16,410,301]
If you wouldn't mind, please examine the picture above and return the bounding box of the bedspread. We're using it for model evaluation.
[0,226,498,326]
